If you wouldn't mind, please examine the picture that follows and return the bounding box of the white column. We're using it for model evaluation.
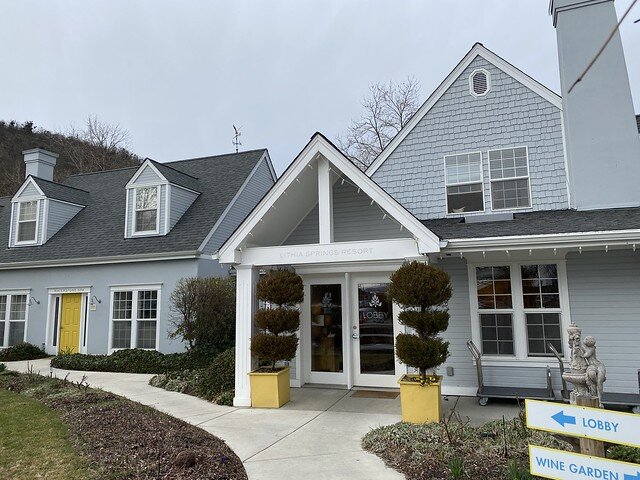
[318,156,334,244]
[233,264,258,407]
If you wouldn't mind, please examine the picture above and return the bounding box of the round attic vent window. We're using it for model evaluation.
[470,70,490,96]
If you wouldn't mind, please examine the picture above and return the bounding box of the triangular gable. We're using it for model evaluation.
[218,133,441,264]
[366,43,562,175]
[12,176,45,201]
[125,159,168,188]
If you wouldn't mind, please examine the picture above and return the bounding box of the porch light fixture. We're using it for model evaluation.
[28,296,40,306]
[91,295,102,305]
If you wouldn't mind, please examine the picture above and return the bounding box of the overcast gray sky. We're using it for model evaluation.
[1,0,638,173]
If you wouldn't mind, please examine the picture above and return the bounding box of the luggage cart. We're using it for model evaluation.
[467,340,555,406]
[548,342,640,414]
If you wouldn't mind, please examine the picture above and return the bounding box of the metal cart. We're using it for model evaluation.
[466,340,555,406]
[548,342,639,414]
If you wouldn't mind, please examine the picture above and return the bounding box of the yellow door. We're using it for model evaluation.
[59,294,82,353]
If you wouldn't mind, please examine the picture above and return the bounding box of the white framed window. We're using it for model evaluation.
[16,200,39,244]
[133,186,159,234]
[469,69,491,96]
[489,147,531,210]
[445,152,484,214]
[0,293,28,348]
[109,286,160,351]
[469,261,569,362]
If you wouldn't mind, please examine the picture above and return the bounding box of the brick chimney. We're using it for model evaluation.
[23,148,58,181]
[551,0,640,210]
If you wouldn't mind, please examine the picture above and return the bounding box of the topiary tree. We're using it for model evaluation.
[389,260,452,384]
[251,269,304,371]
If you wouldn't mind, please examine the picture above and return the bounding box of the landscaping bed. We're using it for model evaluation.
[0,342,49,362]
[0,370,247,479]
[149,348,235,406]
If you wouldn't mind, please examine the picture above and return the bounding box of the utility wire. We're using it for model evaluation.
[568,0,639,93]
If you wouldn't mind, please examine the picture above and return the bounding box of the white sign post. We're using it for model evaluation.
[526,399,640,448]
[530,445,640,480]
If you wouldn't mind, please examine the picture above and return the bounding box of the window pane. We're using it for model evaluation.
[0,321,4,346]
[445,152,482,185]
[480,313,514,356]
[112,291,132,319]
[521,265,560,310]
[8,322,25,346]
[137,290,158,319]
[476,267,512,309]
[18,221,36,242]
[135,187,157,210]
[491,179,530,210]
[0,296,6,319]
[19,201,37,221]
[526,313,562,356]
[447,186,483,213]
[10,295,27,320]
[136,321,156,349]
[112,321,132,348]
[135,210,157,232]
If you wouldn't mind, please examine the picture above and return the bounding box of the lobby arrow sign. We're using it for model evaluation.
[530,445,640,480]
[526,399,640,448]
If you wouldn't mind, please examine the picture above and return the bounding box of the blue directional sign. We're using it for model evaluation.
[526,399,640,448]
[530,445,640,480]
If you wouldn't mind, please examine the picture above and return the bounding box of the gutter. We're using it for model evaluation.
[0,250,203,270]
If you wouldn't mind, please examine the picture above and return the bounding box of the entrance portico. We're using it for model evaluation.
[218,133,441,407]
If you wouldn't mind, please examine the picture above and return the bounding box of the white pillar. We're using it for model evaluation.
[233,264,258,407]
[318,156,334,244]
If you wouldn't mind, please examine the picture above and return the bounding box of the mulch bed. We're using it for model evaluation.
[0,372,246,480]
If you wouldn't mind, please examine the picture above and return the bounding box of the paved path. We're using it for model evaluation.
[6,359,404,480]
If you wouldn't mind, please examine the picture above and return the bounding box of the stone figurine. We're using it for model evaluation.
[561,323,606,407]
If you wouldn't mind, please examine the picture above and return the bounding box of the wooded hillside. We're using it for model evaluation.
[0,118,141,197]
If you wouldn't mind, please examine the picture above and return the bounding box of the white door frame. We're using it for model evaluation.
[350,272,405,388]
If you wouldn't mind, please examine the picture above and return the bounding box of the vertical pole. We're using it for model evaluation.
[576,396,605,457]
[233,264,258,407]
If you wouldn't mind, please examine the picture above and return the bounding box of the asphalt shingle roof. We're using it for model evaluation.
[147,159,201,192]
[31,177,90,205]
[0,149,267,264]
[421,207,640,240]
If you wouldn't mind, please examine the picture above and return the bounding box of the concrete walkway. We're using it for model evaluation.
[5,359,520,480]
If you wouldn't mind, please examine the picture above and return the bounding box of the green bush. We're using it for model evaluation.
[608,445,640,463]
[251,269,302,370]
[0,363,5,373]
[51,347,219,374]
[389,261,451,383]
[148,348,235,406]
[169,277,236,353]
[0,342,49,362]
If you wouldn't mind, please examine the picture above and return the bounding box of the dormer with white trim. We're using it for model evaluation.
[124,159,200,238]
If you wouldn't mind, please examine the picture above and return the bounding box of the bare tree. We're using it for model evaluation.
[337,77,421,170]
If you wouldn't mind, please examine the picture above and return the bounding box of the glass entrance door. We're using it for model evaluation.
[308,284,344,383]
[352,280,402,387]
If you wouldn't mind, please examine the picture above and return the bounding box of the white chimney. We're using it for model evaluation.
[23,148,58,182]
[551,0,640,210]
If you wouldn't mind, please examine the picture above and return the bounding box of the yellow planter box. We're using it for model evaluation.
[249,367,290,408]
[398,374,442,424]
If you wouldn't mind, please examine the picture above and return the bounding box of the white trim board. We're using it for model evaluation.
[218,133,441,264]
[366,43,562,176]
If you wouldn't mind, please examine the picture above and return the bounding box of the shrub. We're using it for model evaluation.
[251,269,303,370]
[0,363,5,373]
[0,342,49,362]
[169,277,236,353]
[51,348,219,374]
[608,445,640,463]
[389,261,451,383]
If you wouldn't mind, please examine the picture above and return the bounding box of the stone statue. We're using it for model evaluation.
[561,323,606,407]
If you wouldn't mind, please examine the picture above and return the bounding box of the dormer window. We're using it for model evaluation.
[16,200,39,244]
[134,187,159,234]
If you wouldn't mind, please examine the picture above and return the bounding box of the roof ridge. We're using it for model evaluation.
[146,158,199,180]
[67,165,140,178]
[165,148,266,166]
[29,176,91,194]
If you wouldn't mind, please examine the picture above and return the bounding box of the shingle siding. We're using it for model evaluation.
[372,56,568,220]
[46,200,83,241]
[169,185,198,230]
[134,164,164,185]
[203,158,275,254]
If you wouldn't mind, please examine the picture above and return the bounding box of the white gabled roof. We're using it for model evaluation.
[218,133,441,264]
[366,43,562,176]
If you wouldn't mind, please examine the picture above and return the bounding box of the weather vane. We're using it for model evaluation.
[233,125,242,153]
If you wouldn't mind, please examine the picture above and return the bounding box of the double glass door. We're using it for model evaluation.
[305,274,402,388]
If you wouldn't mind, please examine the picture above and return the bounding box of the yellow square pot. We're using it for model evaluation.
[249,367,290,408]
[398,374,442,424]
